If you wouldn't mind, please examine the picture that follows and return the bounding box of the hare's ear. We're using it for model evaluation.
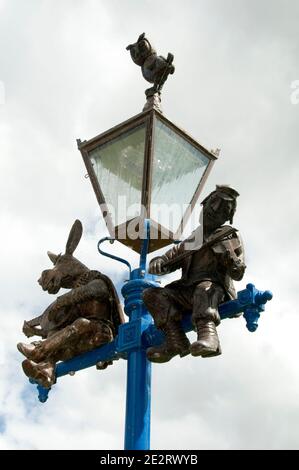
[47,251,60,264]
[65,220,83,255]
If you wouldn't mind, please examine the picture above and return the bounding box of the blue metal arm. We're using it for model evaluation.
[218,283,273,332]
[31,282,272,403]
[142,283,273,348]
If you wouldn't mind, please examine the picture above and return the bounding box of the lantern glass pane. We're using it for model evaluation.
[151,119,210,234]
[88,125,146,226]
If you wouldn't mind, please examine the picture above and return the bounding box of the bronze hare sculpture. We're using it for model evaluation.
[126,32,175,97]
[17,220,124,388]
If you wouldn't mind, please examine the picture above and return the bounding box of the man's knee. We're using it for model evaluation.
[143,287,183,327]
[192,283,224,326]
[143,287,163,310]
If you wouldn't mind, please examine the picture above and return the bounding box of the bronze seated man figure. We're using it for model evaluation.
[143,185,246,363]
[17,220,124,388]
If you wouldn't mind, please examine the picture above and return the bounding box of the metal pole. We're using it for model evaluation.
[124,292,152,450]
[122,220,158,450]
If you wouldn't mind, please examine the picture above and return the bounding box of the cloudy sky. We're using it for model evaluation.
[1,0,299,450]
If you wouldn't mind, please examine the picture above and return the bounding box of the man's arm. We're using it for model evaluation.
[148,227,204,275]
[148,240,187,275]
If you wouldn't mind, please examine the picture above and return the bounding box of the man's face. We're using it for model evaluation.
[203,194,234,228]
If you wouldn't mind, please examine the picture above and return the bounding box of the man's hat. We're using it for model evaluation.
[201,185,239,223]
[201,185,239,205]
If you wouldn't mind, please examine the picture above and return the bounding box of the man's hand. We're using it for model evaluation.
[148,257,167,275]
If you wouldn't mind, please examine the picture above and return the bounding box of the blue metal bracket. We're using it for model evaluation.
[97,237,132,275]
[29,379,51,403]
[118,319,143,352]
[218,283,273,332]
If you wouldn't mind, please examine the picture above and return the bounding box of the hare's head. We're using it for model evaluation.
[126,33,155,66]
[38,220,89,294]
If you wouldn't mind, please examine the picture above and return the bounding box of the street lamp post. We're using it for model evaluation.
[26,34,273,451]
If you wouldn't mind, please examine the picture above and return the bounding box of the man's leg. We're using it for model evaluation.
[143,287,190,363]
[190,281,225,358]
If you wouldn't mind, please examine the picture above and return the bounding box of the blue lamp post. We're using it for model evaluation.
[28,106,273,450]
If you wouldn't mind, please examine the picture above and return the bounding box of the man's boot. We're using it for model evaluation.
[190,320,221,358]
[146,321,190,363]
[22,359,56,388]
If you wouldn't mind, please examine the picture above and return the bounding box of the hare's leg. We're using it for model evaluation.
[57,319,113,360]
[28,318,112,362]
[19,317,113,366]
